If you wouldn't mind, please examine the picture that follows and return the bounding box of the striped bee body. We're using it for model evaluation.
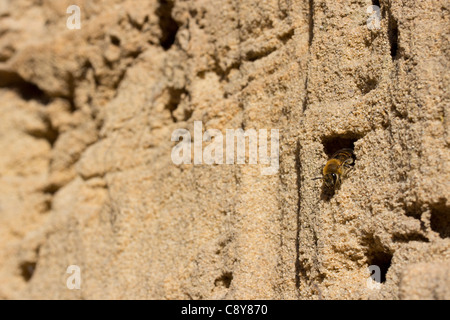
[314,148,355,190]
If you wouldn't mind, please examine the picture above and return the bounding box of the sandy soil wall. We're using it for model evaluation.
[0,0,448,299]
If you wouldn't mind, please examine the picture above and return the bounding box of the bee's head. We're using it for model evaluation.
[324,173,340,189]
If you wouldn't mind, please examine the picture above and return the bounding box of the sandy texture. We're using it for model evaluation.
[0,0,448,299]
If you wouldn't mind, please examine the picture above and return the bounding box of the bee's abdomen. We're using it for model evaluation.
[330,148,354,163]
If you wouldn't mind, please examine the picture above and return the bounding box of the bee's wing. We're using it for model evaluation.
[339,159,355,176]
[342,158,354,166]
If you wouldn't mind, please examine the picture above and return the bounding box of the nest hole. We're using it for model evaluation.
[363,234,393,284]
[318,135,362,200]
[214,272,233,289]
[388,9,399,59]
[368,250,392,283]
[321,135,360,158]
[20,261,37,282]
[156,0,179,50]
[430,205,450,238]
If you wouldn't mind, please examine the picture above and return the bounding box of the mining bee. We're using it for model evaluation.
[313,148,355,190]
